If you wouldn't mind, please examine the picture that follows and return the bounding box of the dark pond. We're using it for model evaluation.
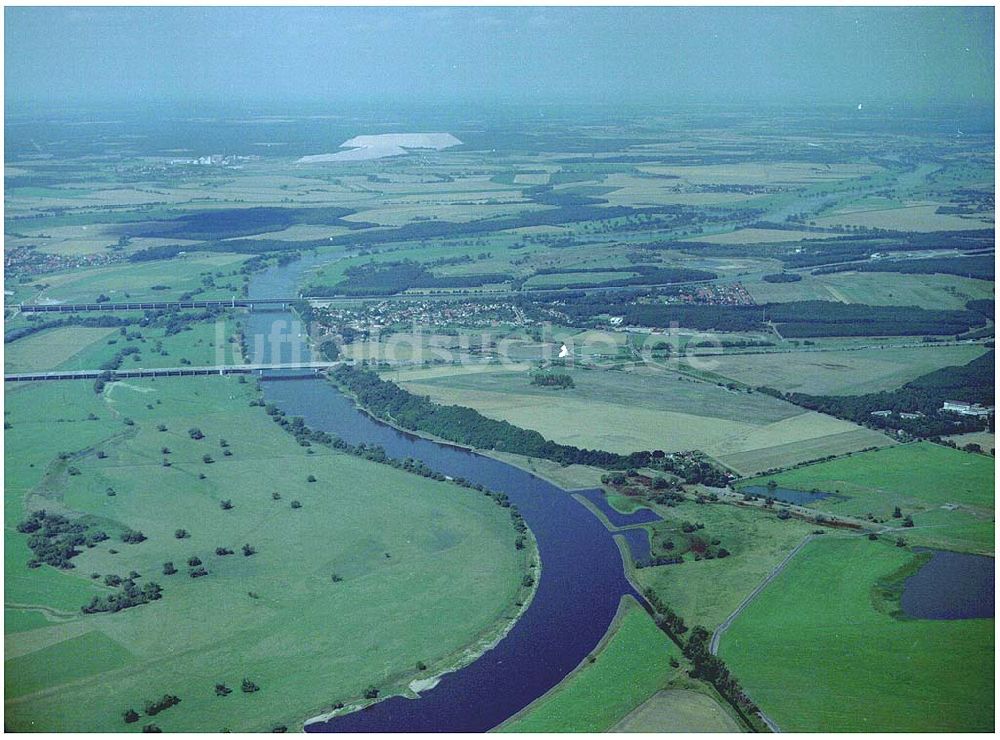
[901,550,995,620]
[740,485,847,506]
[575,488,661,527]
[246,256,645,732]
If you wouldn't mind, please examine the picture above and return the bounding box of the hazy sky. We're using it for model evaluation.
[5,6,994,108]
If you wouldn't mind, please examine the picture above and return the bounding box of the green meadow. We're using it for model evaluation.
[741,442,995,553]
[635,500,815,631]
[4,376,528,732]
[720,537,994,732]
[5,316,243,374]
[496,596,683,732]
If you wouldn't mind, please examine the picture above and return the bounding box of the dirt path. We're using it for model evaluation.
[709,533,818,657]
[706,532,824,733]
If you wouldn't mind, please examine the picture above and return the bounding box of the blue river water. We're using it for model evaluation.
[575,488,662,527]
[245,256,645,732]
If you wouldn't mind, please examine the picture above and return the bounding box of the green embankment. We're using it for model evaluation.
[4,376,527,732]
[720,537,994,732]
[496,596,680,732]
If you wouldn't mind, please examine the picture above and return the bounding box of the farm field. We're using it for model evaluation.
[22,253,250,305]
[635,500,815,631]
[702,344,988,396]
[746,271,995,309]
[397,364,777,448]
[5,316,243,374]
[720,537,994,732]
[495,596,682,732]
[945,430,995,455]
[812,202,994,232]
[4,376,527,732]
[3,326,120,373]
[689,227,837,244]
[397,364,894,470]
[740,442,995,553]
[611,689,744,733]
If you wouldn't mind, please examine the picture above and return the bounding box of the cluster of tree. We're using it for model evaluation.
[761,272,802,283]
[762,351,994,436]
[642,587,688,645]
[635,555,685,568]
[82,579,163,614]
[142,694,181,717]
[98,345,141,372]
[307,260,512,297]
[529,291,983,337]
[17,509,108,569]
[121,528,147,544]
[683,626,761,725]
[530,373,575,389]
[812,255,994,281]
[691,339,775,349]
[524,264,717,291]
[122,206,356,243]
[765,301,984,338]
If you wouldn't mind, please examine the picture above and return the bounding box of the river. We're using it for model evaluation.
[245,251,644,732]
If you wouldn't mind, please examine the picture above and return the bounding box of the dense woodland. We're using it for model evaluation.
[527,292,988,337]
[760,351,995,437]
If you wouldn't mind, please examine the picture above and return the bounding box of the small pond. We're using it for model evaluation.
[901,549,995,620]
[740,485,847,506]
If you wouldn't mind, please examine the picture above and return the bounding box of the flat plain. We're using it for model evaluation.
[720,537,994,732]
[4,377,527,732]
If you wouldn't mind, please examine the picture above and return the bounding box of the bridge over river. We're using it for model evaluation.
[4,361,344,383]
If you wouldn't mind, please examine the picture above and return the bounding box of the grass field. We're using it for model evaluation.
[611,689,744,733]
[4,317,243,374]
[701,345,987,396]
[4,376,527,732]
[495,596,682,732]
[746,271,994,309]
[740,442,995,553]
[4,327,121,373]
[636,501,815,631]
[945,431,996,455]
[813,202,993,232]
[27,253,250,305]
[396,364,888,470]
[689,227,837,244]
[720,537,994,732]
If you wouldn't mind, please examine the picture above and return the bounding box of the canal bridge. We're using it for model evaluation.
[4,361,344,383]
[17,297,301,313]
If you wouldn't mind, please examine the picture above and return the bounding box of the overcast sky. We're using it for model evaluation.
[5,6,994,108]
